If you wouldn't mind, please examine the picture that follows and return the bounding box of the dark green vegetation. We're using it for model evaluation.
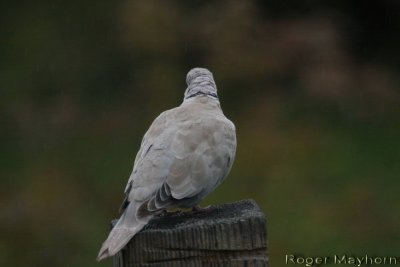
[1,1,399,266]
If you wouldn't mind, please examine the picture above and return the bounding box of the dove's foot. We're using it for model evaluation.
[157,209,183,217]
[192,205,214,212]
[156,210,168,217]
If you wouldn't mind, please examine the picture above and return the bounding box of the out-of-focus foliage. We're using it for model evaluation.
[1,1,399,266]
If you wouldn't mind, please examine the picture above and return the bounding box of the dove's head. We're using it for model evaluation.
[184,68,218,101]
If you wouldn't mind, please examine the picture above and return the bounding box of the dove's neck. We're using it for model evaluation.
[186,90,218,100]
[184,75,218,101]
[181,93,222,112]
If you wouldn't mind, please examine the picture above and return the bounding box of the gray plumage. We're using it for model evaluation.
[97,68,237,261]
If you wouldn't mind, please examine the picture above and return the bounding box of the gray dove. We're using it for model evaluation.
[97,68,237,261]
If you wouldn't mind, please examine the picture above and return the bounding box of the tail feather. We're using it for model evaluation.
[97,202,151,261]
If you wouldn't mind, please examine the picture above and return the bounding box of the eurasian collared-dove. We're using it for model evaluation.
[97,68,237,261]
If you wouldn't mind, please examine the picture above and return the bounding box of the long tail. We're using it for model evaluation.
[97,202,151,261]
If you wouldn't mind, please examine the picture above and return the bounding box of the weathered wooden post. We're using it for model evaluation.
[111,199,268,267]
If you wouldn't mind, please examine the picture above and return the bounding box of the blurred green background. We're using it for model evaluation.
[1,1,400,266]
